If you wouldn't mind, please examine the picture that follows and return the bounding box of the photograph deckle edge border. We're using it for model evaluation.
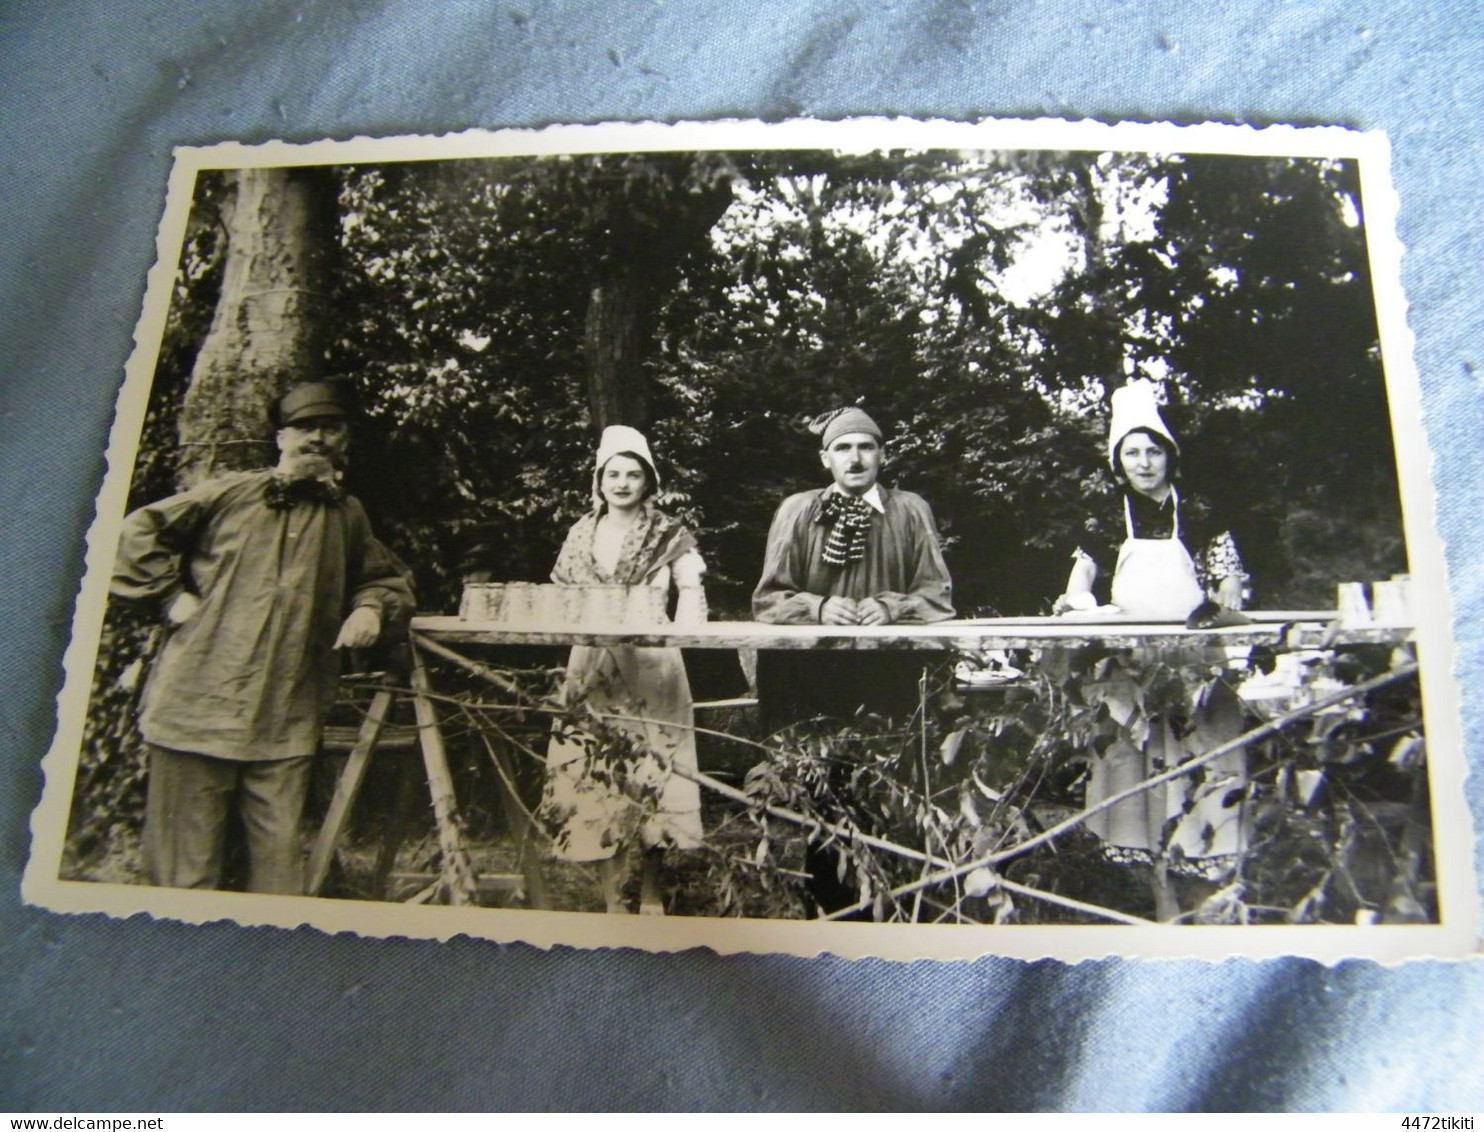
[22,115,1479,963]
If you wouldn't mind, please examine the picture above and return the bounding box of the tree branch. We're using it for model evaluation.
[824,660,1420,919]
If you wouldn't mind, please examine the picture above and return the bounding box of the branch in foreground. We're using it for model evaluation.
[825,659,1421,920]
[411,632,1171,925]
[460,705,541,828]
[411,631,1416,925]
[414,632,524,695]
[995,877,1153,926]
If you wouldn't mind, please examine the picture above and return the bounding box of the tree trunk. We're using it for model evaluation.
[582,160,734,432]
[584,272,651,430]
[176,166,338,488]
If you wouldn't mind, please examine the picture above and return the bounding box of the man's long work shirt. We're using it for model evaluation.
[112,469,415,762]
[752,485,956,624]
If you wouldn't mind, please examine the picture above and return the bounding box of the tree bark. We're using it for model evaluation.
[176,166,338,488]
[584,272,651,430]
[582,160,734,431]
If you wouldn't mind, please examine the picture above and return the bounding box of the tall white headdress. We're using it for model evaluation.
[1107,380,1179,469]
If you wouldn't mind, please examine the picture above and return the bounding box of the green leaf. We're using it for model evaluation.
[939,728,967,766]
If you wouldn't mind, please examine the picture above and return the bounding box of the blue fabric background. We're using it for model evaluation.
[2,0,1481,1112]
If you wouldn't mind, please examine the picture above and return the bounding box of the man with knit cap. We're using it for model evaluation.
[752,407,954,726]
[754,406,954,628]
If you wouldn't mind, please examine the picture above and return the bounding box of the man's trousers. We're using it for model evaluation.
[142,744,315,894]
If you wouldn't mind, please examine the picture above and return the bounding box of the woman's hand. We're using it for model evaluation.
[1216,574,1246,611]
[1053,591,1097,615]
[1056,553,1098,615]
[671,550,706,589]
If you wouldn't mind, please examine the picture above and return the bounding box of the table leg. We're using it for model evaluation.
[305,684,394,896]
[409,645,479,905]
[483,732,551,910]
[372,752,421,899]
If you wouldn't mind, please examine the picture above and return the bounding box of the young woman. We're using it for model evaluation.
[1053,383,1249,911]
[540,426,706,914]
[1054,382,1246,619]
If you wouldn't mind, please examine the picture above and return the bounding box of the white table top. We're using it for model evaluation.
[410,612,1413,651]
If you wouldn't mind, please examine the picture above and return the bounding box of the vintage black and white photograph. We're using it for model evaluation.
[23,119,1474,960]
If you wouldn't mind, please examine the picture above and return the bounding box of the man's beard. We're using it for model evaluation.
[278,452,342,483]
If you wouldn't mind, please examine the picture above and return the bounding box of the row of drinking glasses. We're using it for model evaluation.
[1336,575,1413,627]
[459,582,670,627]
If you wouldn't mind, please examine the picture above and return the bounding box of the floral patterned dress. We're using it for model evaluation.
[539,503,706,862]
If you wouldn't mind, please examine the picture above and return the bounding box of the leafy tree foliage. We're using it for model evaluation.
[131,146,1402,617]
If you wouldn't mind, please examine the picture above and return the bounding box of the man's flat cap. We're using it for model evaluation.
[278,382,349,426]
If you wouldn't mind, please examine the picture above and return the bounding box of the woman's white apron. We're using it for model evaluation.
[1109,487,1205,620]
[1089,487,1247,861]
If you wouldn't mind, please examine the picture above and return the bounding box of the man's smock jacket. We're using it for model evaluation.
[752,485,955,623]
[111,469,415,762]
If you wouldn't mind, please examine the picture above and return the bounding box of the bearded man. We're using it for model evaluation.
[111,380,415,894]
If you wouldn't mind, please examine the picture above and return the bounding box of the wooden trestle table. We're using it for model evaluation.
[306,611,1414,907]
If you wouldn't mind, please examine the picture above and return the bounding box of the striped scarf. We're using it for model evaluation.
[818,491,874,567]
